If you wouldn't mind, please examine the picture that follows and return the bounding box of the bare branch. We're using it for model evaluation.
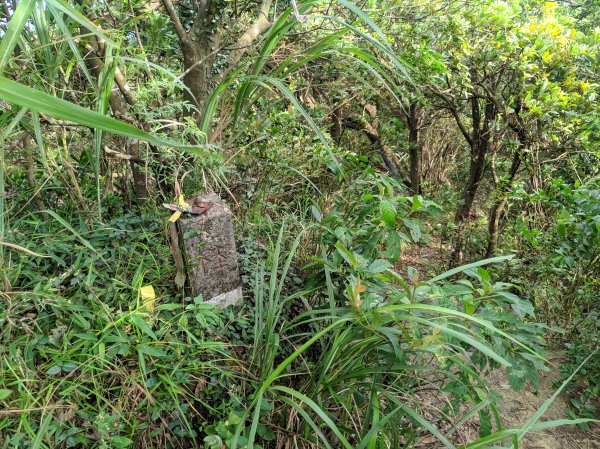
[431,87,473,147]
[216,0,273,82]
[103,146,144,163]
[161,0,188,43]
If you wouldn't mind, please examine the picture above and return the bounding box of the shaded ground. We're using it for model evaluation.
[395,240,448,279]
[414,354,600,448]
[486,353,600,449]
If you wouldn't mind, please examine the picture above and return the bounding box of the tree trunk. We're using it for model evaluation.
[406,103,422,195]
[161,0,273,128]
[331,99,344,143]
[485,196,509,257]
[485,121,527,257]
[127,140,149,205]
[450,98,497,266]
[181,38,217,121]
[396,101,422,194]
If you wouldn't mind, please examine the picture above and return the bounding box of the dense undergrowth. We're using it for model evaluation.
[0,159,578,448]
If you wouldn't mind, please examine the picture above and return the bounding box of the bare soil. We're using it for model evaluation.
[484,354,600,449]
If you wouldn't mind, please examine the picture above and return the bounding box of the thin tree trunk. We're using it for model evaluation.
[331,99,344,143]
[127,140,149,205]
[407,104,422,195]
[485,196,509,257]
[485,127,526,257]
[396,101,422,194]
[450,99,497,266]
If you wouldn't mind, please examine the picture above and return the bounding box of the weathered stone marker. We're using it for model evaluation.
[178,194,243,307]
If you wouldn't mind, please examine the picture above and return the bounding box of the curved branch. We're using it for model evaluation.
[161,0,188,43]
[214,0,273,83]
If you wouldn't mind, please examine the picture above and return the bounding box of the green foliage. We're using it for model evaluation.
[561,315,600,428]
[213,168,554,449]
[510,177,600,326]
[2,0,600,447]
[0,212,240,448]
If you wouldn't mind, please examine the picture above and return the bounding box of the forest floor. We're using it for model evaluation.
[486,353,600,449]
[398,243,600,449]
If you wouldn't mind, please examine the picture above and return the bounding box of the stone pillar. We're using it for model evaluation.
[178,194,242,307]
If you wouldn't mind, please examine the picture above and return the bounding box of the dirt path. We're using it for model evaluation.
[484,353,599,449]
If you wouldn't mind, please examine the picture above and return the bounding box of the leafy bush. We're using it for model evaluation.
[0,213,245,448]
[507,177,600,326]
[561,312,600,427]
[219,168,552,449]
[506,177,600,424]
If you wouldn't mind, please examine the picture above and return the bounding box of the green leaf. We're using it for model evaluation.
[380,200,396,225]
[156,303,183,311]
[136,344,167,358]
[429,255,514,283]
[130,314,157,340]
[335,241,358,269]
[46,365,61,376]
[0,389,12,400]
[367,259,392,273]
[386,231,401,261]
[403,219,421,242]
[0,0,36,75]
[110,436,133,448]
[464,298,476,315]
[0,77,204,153]
[311,205,322,223]
[204,435,223,448]
[510,299,535,320]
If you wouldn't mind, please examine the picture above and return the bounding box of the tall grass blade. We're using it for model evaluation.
[232,318,350,449]
[335,0,391,50]
[386,303,546,362]
[430,256,514,283]
[93,45,116,219]
[247,392,264,449]
[463,350,599,448]
[241,75,340,170]
[278,396,335,449]
[42,210,101,258]
[517,348,599,439]
[385,393,457,449]
[0,0,36,75]
[273,386,354,449]
[0,76,204,153]
[45,0,118,47]
[356,405,404,449]
[48,5,95,87]
[0,107,28,270]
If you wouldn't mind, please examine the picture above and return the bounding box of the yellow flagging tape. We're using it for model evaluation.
[168,194,190,222]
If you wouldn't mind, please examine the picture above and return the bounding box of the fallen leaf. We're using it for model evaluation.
[140,285,156,312]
